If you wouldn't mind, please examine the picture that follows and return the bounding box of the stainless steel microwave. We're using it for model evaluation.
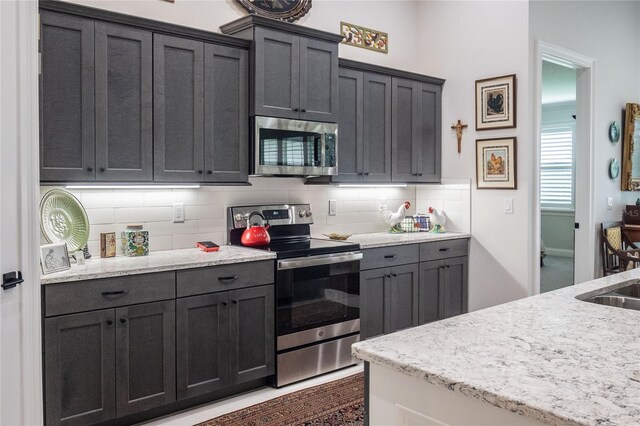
[252,116,338,176]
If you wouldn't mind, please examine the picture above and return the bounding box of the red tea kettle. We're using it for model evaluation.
[241,212,271,247]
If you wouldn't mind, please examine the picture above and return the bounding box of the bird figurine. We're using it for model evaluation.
[379,201,411,233]
[428,207,447,233]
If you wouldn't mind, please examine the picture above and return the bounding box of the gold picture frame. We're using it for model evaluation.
[476,137,517,189]
[340,21,388,54]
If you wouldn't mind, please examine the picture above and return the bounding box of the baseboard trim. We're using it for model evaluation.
[545,248,574,258]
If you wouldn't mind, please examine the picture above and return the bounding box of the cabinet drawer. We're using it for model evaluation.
[420,238,469,261]
[177,260,274,297]
[360,245,419,270]
[44,272,176,317]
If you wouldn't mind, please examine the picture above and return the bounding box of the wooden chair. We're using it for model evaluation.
[601,221,640,275]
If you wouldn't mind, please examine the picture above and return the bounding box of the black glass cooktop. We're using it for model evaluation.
[250,238,360,259]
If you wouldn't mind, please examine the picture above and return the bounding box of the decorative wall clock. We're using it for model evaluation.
[236,0,312,22]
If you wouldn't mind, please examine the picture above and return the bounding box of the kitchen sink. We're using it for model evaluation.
[583,281,640,312]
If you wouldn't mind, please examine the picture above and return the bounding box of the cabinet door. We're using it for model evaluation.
[254,28,300,119]
[40,12,95,182]
[363,73,392,182]
[176,293,230,399]
[333,68,363,182]
[418,260,443,324]
[44,310,115,426]
[115,300,176,417]
[229,285,275,384]
[391,78,419,182]
[360,268,387,339]
[299,37,338,122]
[95,23,153,181]
[442,257,468,319]
[388,263,419,333]
[204,44,249,183]
[153,35,205,181]
[415,82,442,182]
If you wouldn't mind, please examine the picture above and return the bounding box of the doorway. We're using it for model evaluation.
[533,41,595,295]
[539,61,576,292]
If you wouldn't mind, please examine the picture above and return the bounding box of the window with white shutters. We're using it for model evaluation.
[540,125,574,210]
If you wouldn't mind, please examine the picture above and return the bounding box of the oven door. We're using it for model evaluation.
[254,116,337,176]
[276,252,361,350]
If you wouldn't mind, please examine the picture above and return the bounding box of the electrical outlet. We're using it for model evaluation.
[606,196,613,210]
[173,203,184,223]
[329,199,337,216]
[504,198,514,214]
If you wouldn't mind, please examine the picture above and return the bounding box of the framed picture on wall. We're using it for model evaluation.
[475,74,516,130]
[476,137,517,189]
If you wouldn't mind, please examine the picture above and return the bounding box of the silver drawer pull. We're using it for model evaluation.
[101,290,128,297]
[218,275,239,282]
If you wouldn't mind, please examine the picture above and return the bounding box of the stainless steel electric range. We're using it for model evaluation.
[227,204,362,387]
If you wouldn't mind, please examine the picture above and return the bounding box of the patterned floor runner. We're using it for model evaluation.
[195,372,364,426]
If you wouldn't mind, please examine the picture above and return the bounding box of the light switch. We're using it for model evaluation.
[329,199,337,216]
[504,198,514,214]
[606,197,613,210]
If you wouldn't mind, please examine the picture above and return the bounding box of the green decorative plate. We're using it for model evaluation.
[40,189,90,252]
[609,158,620,179]
[610,121,621,144]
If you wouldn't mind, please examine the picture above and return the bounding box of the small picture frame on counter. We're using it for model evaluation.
[100,232,117,258]
[40,242,71,275]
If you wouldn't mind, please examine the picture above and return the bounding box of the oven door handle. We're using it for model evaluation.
[277,251,363,270]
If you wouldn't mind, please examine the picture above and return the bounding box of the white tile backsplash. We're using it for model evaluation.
[40,178,471,253]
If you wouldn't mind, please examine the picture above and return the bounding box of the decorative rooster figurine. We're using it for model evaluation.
[379,201,411,233]
[428,207,446,233]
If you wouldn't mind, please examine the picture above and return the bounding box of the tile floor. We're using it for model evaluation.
[140,364,364,426]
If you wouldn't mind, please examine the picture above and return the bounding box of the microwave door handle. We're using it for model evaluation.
[320,132,326,168]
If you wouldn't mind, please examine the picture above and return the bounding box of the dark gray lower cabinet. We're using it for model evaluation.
[115,301,176,417]
[360,264,419,340]
[419,256,469,324]
[44,301,175,426]
[45,310,115,426]
[176,285,274,400]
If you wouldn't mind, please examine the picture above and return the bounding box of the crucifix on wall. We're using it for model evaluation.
[451,120,468,154]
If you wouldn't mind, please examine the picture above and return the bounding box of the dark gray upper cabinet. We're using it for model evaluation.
[333,70,391,183]
[176,292,230,400]
[115,300,176,417]
[220,16,341,122]
[40,11,95,182]
[392,78,442,183]
[204,44,249,182]
[153,34,205,182]
[95,23,153,181]
[298,37,339,122]
[44,310,115,426]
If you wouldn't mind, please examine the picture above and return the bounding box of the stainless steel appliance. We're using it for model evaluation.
[252,116,338,176]
[227,204,361,387]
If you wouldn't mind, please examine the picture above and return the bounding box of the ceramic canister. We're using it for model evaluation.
[121,224,149,257]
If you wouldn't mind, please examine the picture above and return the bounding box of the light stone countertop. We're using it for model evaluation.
[325,231,470,249]
[352,269,640,426]
[40,246,276,285]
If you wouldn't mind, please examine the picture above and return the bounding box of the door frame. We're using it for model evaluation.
[533,40,595,294]
[0,1,43,424]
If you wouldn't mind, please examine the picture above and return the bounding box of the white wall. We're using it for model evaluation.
[415,1,531,311]
[62,0,422,72]
[530,0,640,275]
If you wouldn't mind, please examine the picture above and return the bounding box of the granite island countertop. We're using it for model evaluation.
[40,246,276,285]
[322,231,470,249]
[352,269,640,426]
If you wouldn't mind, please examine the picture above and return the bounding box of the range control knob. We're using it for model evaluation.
[305,211,313,217]
[298,210,307,218]
[234,213,245,222]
